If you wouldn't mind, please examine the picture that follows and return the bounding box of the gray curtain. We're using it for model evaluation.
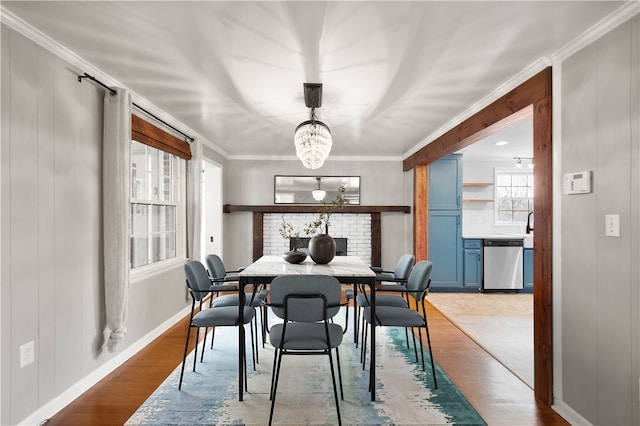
[103,87,131,352]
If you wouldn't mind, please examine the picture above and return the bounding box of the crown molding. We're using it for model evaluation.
[403,57,551,160]
[227,154,403,163]
[551,1,640,62]
[1,6,227,158]
[402,1,639,161]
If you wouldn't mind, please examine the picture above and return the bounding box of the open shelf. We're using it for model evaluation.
[463,199,494,203]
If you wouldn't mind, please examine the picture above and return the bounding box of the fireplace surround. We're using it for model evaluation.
[223,204,410,266]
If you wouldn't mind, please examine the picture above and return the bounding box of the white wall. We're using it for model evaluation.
[222,159,412,270]
[0,26,190,425]
[461,158,532,236]
[558,15,639,425]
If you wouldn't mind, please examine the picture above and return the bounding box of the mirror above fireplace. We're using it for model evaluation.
[274,175,360,205]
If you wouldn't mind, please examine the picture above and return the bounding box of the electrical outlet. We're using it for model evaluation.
[19,341,35,368]
[605,214,620,237]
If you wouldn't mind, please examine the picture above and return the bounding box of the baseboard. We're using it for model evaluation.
[552,400,594,426]
[16,307,190,426]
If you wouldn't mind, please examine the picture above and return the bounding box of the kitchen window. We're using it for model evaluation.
[494,171,533,224]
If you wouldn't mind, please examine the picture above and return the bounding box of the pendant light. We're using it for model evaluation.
[294,83,332,169]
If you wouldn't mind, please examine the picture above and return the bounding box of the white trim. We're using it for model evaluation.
[227,154,403,163]
[552,401,594,426]
[0,6,223,157]
[129,256,187,285]
[551,1,640,63]
[15,306,190,426]
[402,57,552,160]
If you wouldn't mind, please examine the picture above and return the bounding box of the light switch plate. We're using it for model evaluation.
[605,214,620,237]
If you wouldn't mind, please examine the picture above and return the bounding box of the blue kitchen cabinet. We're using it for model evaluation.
[428,210,463,289]
[463,239,483,288]
[428,154,464,290]
[428,154,462,210]
[523,248,533,291]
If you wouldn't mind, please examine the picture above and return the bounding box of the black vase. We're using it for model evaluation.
[282,250,307,264]
[308,234,336,264]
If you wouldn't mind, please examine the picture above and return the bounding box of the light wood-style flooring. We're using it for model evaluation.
[43,300,568,425]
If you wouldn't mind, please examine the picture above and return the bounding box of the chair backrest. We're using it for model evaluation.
[394,254,416,280]
[269,275,342,322]
[205,254,226,280]
[184,260,212,302]
[405,260,433,301]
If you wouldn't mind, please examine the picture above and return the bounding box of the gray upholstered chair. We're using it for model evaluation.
[352,253,416,350]
[179,260,256,390]
[267,275,345,426]
[205,253,266,363]
[362,260,437,390]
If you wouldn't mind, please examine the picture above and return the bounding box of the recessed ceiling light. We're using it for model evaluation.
[495,141,509,146]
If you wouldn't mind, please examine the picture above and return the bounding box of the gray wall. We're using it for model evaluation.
[1,26,190,425]
[222,159,413,270]
[559,15,639,425]
[3,9,639,426]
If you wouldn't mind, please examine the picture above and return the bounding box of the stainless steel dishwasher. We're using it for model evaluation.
[482,238,523,291]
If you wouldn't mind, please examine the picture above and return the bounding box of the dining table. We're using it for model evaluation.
[237,255,378,401]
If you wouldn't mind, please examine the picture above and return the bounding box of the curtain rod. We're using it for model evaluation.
[78,72,195,143]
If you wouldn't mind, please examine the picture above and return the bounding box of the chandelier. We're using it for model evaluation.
[311,177,326,201]
[294,83,332,169]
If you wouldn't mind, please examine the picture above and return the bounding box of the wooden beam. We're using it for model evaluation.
[224,205,410,214]
[414,165,429,261]
[403,68,551,171]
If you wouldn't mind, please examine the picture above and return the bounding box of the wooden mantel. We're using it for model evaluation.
[223,204,411,265]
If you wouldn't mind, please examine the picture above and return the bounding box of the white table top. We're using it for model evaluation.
[240,255,376,278]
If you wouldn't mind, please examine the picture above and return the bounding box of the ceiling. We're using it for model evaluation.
[2,1,625,162]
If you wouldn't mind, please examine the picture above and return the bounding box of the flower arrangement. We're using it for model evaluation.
[278,184,346,250]
[303,184,346,236]
[278,215,302,250]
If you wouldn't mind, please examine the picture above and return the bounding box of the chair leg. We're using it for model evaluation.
[193,328,201,372]
[411,327,419,364]
[249,319,256,371]
[268,349,284,425]
[361,321,368,369]
[178,324,193,390]
[201,327,209,362]
[327,349,343,426]
[354,304,360,347]
[335,348,344,400]
[424,325,438,389]
[269,348,279,400]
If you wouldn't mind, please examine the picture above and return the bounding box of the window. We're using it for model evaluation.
[129,115,191,271]
[494,171,533,224]
[130,141,182,268]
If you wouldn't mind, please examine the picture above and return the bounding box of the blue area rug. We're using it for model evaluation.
[126,310,485,425]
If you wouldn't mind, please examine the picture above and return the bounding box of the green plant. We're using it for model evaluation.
[278,185,346,249]
[303,184,346,236]
[278,215,302,250]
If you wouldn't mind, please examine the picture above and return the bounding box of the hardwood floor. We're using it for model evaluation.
[43,300,568,425]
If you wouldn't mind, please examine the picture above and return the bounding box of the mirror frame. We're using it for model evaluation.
[274,175,361,205]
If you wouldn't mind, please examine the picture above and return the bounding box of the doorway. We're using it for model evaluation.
[201,161,223,262]
[405,67,552,405]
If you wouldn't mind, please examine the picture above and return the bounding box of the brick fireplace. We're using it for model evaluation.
[263,213,372,265]
[223,204,411,266]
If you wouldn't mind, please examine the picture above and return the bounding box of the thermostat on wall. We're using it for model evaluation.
[563,171,592,195]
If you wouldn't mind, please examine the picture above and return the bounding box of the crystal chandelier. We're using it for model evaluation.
[294,83,332,169]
